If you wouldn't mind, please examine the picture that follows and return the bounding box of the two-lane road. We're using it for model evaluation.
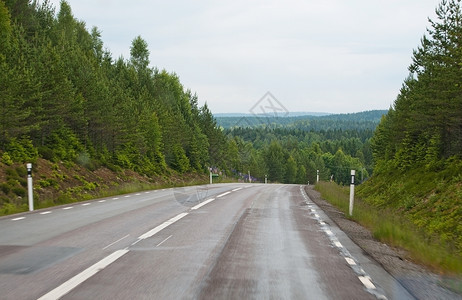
[0,184,412,299]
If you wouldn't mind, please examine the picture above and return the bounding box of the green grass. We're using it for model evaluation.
[0,176,218,216]
[315,181,462,274]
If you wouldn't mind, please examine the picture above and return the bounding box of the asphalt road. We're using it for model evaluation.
[0,183,414,299]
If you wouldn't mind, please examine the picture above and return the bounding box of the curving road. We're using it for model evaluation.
[0,183,413,299]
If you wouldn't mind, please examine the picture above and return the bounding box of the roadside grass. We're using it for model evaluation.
[315,181,462,275]
[0,177,219,216]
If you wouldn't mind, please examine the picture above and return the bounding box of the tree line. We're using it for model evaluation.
[371,0,462,171]
[0,0,228,176]
[225,126,373,185]
[0,0,377,190]
[216,110,386,131]
[360,0,462,255]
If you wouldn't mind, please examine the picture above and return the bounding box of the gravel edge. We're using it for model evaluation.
[304,185,462,300]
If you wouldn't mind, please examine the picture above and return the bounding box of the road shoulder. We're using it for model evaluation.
[304,185,462,300]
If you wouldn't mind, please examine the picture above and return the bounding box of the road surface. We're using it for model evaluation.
[0,183,413,299]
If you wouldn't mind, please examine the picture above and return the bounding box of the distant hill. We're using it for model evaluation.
[214,112,331,118]
[215,110,388,131]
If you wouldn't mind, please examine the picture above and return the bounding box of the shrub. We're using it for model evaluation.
[5,137,38,163]
[12,187,26,197]
[15,166,27,177]
[0,183,10,194]
[5,168,18,178]
[1,152,13,165]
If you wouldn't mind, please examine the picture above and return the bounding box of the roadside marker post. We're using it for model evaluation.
[27,163,34,211]
[349,170,355,216]
[210,171,212,184]
[316,170,319,183]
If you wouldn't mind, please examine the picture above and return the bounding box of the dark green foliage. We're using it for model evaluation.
[11,186,25,197]
[372,0,462,168]
[0,0,374,197]
[216,110,386,130]
[225,125,373,184]
[361,0,462,257]
[0,183,10,194]
[0,0,225,178]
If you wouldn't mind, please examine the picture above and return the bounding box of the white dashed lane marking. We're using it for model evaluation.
[345,257,357,266]
[359,276,376,290]
[216,191,231,198]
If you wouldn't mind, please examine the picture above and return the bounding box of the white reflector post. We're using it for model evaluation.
[349,170,355,216]
[27,163,33,211]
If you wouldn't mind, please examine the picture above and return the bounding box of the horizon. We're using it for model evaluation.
[213,109,388,117]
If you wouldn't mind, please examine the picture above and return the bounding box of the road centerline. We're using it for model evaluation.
[216,191,231,198]
[191,198,215,210]
[138,212,188,240]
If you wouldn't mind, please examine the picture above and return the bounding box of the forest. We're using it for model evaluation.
[0,0,377,211]
[216,110,386,131]
[358,0,462,257]
[2,0,461,264]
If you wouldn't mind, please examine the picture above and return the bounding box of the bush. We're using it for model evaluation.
[2,203,18,215]
[12,186,26,197]
[15,166,27,177]
[0,183,10,194]
[5,137,38,163]
[1,152,13,165]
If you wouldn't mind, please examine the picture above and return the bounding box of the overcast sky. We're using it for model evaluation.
[46,0,439,114]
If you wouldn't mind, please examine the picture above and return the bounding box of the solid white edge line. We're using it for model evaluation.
[191,198,215,210]
[300,186,383,297]
[38,249,129,300]
[138,212,188,240]
[358,276,376,290]
[216,191,231,198]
